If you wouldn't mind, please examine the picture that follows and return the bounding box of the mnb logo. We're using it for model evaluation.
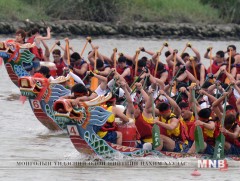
[198,160,228,169]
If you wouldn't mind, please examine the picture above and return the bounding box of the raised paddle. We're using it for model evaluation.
[225,49,232,85]
[192,88,205,153]
[180,42,190,56]
[151,92,161,149]
[209,47,213,74]
[113,48,117,69]
[81,37,91,57]
[134,49,141,77]
[130,67,146,89]
[213,96,227,159]
[172,51,178,95]
[90,49,99,91]
[154,42,166,77]
[190,56,197,79]
[169,66,183,96]
[65,39,75,87]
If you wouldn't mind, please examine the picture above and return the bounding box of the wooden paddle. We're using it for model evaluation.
[180,43,189,56]
[90,49,99,91]
[225,49,232,84]
[134,49,141,77]
[154,44,165,77]
[65,39,75,87]
[192,88,205,153]
[130,67,146,89]
[169,67,182,96]
[172,52,178,95]
[190,56,197,81]
[209,47,213,74]
[113,48,117,69]
[213,96,228,159]
[81,37,91,57]
[151,93,161,149]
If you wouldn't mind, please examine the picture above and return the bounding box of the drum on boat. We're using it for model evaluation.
[117,120,138,147]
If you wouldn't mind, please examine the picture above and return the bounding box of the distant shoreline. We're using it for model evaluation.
[0,20,240,40]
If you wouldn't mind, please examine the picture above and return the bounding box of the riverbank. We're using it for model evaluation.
[1,20,239,40]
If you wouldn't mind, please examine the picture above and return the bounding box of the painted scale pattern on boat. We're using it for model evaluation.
[64,106,163,158]
[20,80,71,130]
[0,49,34,85]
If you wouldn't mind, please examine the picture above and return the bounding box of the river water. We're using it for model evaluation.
[0,37,239,180]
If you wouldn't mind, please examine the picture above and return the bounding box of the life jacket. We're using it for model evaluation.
[214,121,221,138]
[188,63,207,81]
[147,63,155,76]
[73,59,89,84]
[159,113,187,141]
[218,63,235,82]
[27,36,44,61]
[54,58,66,76]
[155,64,169,84]
[180,114,195,141]
[227,92,237,111]
[201,120,215,146]
[135,113,154,142]
[166,65,173,85]
[174,67,189,83]
[97,106,118,138]
[235,64,240,75]
[207,61,221,74]
[224,123,240,147]
[116,65,133,85]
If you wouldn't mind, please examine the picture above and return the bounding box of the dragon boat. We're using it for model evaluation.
[53,94,240,160]
[0,40,71,131]
[0,40,34,86]
[19,75,71,131]
[0,40,58,85]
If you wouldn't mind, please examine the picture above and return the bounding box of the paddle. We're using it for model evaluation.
[81,37,91,57]
[180,43,189,56]
[213,95,228,159]
[169,66,182,96]
[113,48,117,69]
[154,43,166,77]
[129,67,146,89]
[65,39,75,87]
[134,49,141,78]
[151,92,161,149]
[225,49,232,85]
[192,88,205,153]
[172,52,177,95]
[90,49,99,91]
[190,56,197,80]
[209,47,213,74]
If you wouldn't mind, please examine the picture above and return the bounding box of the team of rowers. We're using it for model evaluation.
[9,27,240,155]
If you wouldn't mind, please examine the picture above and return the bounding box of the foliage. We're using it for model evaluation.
[200,0,240,23]
[0,0,229,24]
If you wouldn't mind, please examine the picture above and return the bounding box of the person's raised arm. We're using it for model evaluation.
[188,43,201,62]
[41,40,50,61]
[139,47,154,56]
[36,27,51,41]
